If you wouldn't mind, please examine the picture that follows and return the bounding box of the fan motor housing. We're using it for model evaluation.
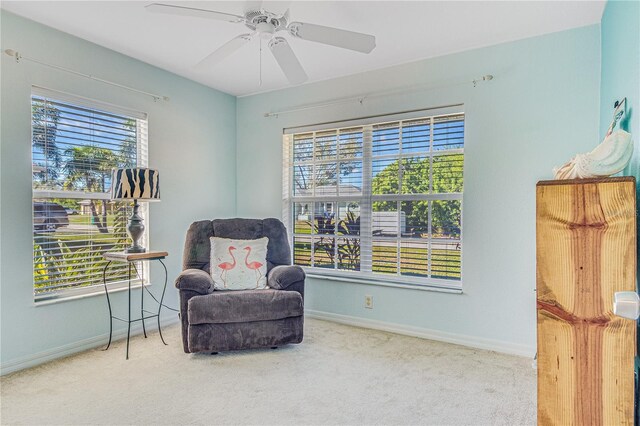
[245,10,287,33]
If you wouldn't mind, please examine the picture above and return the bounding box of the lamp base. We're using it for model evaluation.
[126,246,146,254]
[126,200,146,253]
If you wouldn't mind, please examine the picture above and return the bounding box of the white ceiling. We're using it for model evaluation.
[2,1,605,97]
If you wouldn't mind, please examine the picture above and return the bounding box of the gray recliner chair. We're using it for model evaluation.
[175,218,305,353]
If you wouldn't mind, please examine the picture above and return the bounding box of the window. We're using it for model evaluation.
[31,88,148,301]
[283,110,463,290]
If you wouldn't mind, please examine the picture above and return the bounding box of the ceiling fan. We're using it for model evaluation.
[146,3,376,85]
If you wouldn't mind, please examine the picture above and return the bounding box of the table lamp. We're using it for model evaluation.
[110,168,161,253]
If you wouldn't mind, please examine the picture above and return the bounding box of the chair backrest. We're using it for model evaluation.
[182,218,291,273]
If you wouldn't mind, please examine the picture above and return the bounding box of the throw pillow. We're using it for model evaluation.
[210,237,269,290]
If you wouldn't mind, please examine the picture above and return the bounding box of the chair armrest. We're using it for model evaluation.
[175,269,213,295]
[267,265,306,290]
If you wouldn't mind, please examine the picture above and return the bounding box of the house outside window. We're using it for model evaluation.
[31,87,148,301]
[283,108,464,290]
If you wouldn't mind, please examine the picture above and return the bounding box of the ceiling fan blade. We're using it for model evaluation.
[196,34,253,69]
[268,37,308,85]
[146,3,245,23]
[288,22,375,53]
[281,8,290,23]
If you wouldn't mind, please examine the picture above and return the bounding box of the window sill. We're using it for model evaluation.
[35,281,150,307]
[305,273,463,294]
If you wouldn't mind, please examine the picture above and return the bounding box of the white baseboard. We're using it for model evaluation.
[2,311,534,375]
[305,309,535,358]
[1,316,180,376]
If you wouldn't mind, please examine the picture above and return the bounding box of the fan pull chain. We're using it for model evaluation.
[259,38,263,87]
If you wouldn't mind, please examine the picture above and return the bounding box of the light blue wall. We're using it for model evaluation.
[236,25,602,355]
[0,11,237,369]
[600,0,639,143]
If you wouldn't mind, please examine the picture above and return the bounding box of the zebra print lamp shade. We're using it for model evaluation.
[111,168,160,201]
[110,168,160,253]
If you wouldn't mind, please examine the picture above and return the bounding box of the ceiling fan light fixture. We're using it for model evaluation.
[256,21,275,39]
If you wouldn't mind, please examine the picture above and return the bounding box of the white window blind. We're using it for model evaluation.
[31,88,148,301]
[283,109,464,290]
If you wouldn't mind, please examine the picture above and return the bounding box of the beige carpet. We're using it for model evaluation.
[0,318,536,425]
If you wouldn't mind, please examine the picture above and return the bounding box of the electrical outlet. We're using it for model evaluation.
[364,295,373,309]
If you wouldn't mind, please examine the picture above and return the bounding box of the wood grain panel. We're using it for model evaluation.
[104,251,168,262]
[536,177,636,426]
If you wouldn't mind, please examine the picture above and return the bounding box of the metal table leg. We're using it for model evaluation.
[126,263,131,360]
[157,259,168,345]
[102,261,113,351]
[140,261,147,339]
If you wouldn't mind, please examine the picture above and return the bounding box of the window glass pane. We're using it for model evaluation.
[32,96,137,192]
[372,240,397,275]
[401,157,429,194]
[431,200,461,239]
[58,147,128,193]
[293,236,312,267]
[339,128,363,159]
[314,163,337,196]
[314,131,337,160]
[372,159,399,195]
[400,240,429,277]
[334,203,361,272]
[430,241,461,280]
[337,237,360,271]
[293,164,312,196]
[311,202,336,235]
[433,116,464,151]
[372,123,400,156]
[402,119,430,153]
[432,154,463,193]
[372,202,400,237]
[401,200,429,238]
[53,116,135,145]
[339,161,362,196]
[293,202,313,234]
[313,236,335,269]
[293,133,313,162]
[337,202,360,237]
[33,198,134,295]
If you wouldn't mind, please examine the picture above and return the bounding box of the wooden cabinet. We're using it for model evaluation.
[536,177,637,425]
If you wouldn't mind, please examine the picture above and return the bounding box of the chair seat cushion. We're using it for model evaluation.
[187,289,303,325]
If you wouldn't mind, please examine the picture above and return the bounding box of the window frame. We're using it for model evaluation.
[31,87,150,303]
[283,106,464,291]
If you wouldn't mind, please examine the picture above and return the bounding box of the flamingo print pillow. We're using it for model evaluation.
[210,237,269,290]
